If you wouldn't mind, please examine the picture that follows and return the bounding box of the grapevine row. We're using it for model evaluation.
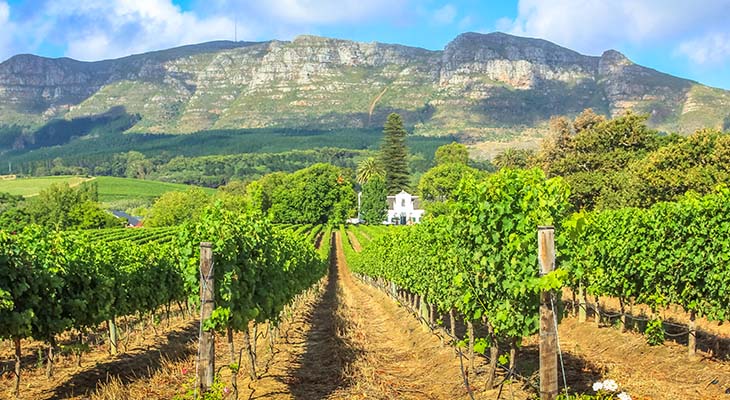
[0,205,327,395]
[349,169,569,385]
[0,225,186,393]
[353,168,730,365]
[562,187,730,348]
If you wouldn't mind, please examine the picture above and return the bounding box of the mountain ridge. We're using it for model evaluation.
[0,32,728,146]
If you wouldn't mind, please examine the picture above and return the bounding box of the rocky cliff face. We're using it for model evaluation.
[440,32,598,89]
[0,32,727,137]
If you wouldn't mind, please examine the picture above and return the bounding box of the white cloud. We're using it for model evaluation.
[677,32,730,65]
[0,1,14,60]
[249,0,409,25]
[0,0,414,61]
[0,1,8,21]
[41,0,238,60]
[501,0,730,63]
[432,4,457,25]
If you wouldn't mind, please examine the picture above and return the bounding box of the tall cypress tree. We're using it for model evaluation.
[380,113,410,194]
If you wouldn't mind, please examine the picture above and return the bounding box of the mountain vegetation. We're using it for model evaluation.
[1,32,728,162]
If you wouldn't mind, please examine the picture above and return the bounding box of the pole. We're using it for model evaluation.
[538,226,558,400]
[688,310,696,357]
[198,242,215,395]
[357,191,362,222]
[108,318,118,355]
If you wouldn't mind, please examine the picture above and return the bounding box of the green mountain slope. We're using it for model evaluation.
[0,32,728,150]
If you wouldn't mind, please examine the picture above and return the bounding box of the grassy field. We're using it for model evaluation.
[94,176,216,202]
[0,175,216,202]
[0,175,91,197]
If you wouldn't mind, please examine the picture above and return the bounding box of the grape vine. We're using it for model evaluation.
[350,168,570,386]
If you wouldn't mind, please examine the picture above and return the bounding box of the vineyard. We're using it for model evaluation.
[345,169,730,399]
[0,207,327,398]
[1,169,730,399]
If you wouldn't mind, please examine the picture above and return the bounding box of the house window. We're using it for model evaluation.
[401,199,405,207]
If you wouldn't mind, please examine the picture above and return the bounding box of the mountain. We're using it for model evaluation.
[1,32,729,145]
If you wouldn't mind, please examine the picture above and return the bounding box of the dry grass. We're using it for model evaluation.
[0,312,197,399]
[548,317,730,399]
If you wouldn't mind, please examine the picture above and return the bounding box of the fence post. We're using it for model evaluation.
[688,310,696,357]
[578,283,587,323]
[198,242,215,395]
[538,226,558,400]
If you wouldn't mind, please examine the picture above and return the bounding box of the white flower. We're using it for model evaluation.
[592,381,604,391]
[602,379,619,392]
[617,392,632,400]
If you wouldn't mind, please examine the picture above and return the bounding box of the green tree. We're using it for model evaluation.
[538,116,574,173]
[125,151,153,179]
[493,148,534,169]
[627,128,730,207]
[0,208,30,232]
[24,183,96,228]
[418,162,484,216]
[217,180,248,196]
[215,180,251,213]
[360,175,388,224]
[572,108,606,134]
[380,113,410,194]
[246,172,287,215]
[537,111,660,210]
[269,164,355,224]
[145,188,210,227]
[418,163,483,202]
[356,157,384,185]
[68,201,125,229]
[16,183,120,230]
[0,192,23,215]
[435,142,469,165]
[213,191,250,214]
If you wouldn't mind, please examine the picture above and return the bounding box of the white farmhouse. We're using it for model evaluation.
[385,190,425,225]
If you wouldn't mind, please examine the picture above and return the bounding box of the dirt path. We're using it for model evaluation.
[23,176,95,198]
[0,314,197,399]
[324,232,471,399]
[345,230,362,252]
[233,231,523,400]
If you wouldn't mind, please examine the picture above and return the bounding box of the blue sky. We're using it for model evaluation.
[1,0,729,89]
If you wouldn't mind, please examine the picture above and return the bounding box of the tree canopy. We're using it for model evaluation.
[536,111,660,209]
[145,188,210,227]
[380,113,410,195]
[268,163,356,225]
[360,174,388,225]
[417,162,485,216]
[1,182,122,230]
[435,142,469,165]
[356,157,384,185]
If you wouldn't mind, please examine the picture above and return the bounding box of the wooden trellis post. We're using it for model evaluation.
[198,242,215,395]
[538,226,558,400]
